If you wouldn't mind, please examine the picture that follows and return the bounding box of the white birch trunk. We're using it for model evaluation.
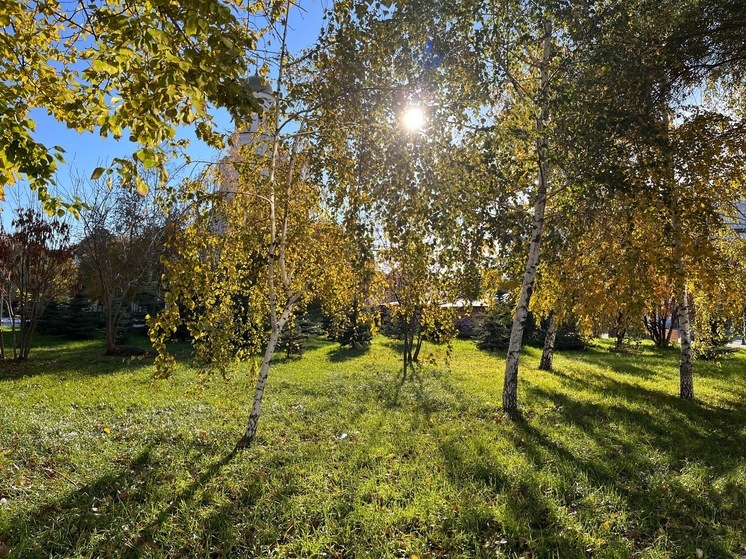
[503,18,552,415]
[237,0,300,447]
[239,298,297,446]
[676,280,694,399]
[663,109,694,400]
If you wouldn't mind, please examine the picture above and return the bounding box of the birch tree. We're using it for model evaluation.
[308,0,541,377]
[150,5,357,447]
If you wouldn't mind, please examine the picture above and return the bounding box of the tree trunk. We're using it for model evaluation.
[663,108,694,401]
[665,304,675,346]
[615,329,626,350]
[503,18,552,416]
[676,280,694,400]
[103,291,122,355]
[239,328,281,447]
[7,295,17,359]
[105,314,118,355]
[402,313,410,377]
[412,330,423,363]
[238,299,296,447]
[539,313,557,371]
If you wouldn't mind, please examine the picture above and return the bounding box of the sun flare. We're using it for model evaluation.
[402,105,425,131]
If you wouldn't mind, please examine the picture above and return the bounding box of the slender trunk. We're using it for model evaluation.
[8,295,17,359]
[401,313,410,377]
[239,298,297,447]
[412,330,423,363]
[615,330,625,350]
[676,279,694,399]
[503,18,552,415]
[614,311,626,349]
[658,312,666,347]
[105,318,117,354]
[412,307,423,363]
[20,322,32,360]
[615,313,626,350]
[662,108,694,400]
[19,299,38,359]
[103,292,122,355]
[237,0,298,448]
[539,313,557,371]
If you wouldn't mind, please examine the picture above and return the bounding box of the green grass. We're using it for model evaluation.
[1,334,744,558]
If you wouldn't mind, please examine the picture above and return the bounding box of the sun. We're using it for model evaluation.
[401,105,425,131]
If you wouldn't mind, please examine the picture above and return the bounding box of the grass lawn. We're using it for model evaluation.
[0,334,744,558]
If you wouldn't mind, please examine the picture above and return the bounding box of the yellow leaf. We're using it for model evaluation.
[103,427,111,434]
[135,176,149,196]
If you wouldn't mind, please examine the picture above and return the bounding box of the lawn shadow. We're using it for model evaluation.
[0,440,242,559]
[326,344,371,363]
[0,347,154,381]
[517,391,743,556]
[563,351,664,380]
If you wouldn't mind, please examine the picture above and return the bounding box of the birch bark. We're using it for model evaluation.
[238,0,302,447]
[662,109,694,400]
[502,18,552,415]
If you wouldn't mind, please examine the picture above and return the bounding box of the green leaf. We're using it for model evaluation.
[91,167,105,180]
[91,59,118,74]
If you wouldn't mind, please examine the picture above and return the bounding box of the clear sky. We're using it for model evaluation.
[1,0,328,230]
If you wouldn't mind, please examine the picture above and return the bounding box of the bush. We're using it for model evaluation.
[115,306,132,345]
[37,292,98,340]
[336,306,374,349]
[532,318,588,351]
[693,315,733,361]
[65,291,99,340]
[278,316,306,357]
[298,303,327,338]
[379,306,403,340]
[475,303,512,352]
[37,300,67,336]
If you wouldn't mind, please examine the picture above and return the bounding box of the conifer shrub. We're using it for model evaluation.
[336,305,374,349]
[475,302,513,352]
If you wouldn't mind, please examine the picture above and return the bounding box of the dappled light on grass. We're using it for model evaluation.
[1,337,744,558]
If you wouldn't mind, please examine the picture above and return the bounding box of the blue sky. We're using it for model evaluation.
[1,0,327,229]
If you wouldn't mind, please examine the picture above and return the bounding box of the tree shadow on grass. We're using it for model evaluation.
[326,344,370,363]
[435,387,745,558]
[0,441,243,559]
[379,337,404,354]
[561,351,665,381]
[0,348,154,381]
[520,392,743,556]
